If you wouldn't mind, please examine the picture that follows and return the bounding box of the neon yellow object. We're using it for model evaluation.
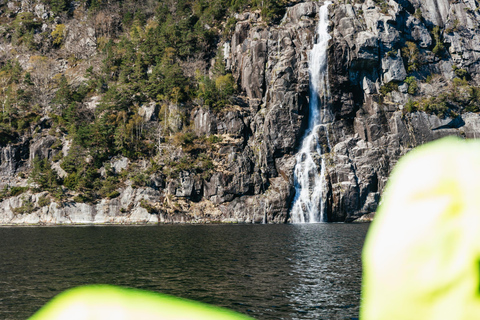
[361,137,480,319]
[29,285,254,320]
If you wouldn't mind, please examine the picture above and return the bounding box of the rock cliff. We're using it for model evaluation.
[1,0,480,224]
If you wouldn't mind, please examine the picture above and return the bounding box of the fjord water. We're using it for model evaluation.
[0,224,368,320]
[291,2,332,223]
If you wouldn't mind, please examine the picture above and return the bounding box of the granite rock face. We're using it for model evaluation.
[324,0,480,221]
[2,0,480,224]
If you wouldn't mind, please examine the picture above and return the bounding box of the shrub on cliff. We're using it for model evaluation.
[38,195,51,207]
[12,13,41,46]
[379,81,398,95]
[453,65,468,79]
[48,0,70,15]
[51,24,66,47]
[12,196,36,214]
[402,42,420,73]
[404,76,418,95]
[404,99,418,113]
[432,26,445,56]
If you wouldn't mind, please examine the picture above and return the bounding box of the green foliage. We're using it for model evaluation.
[0,126,19,146]
[63,172,79,189]
[51,24,66,47]
[13,13,41,45]
[12,196,36,214]
[52,75,72,112]
[408,78,480,117]
[146,48,189,102]
[140,199,158,214]
[422,98,448,117]
[373,0,390,14]
[404,99,418,113]
[107,190,120,199]
[1,60,23,84]
[453,65,468,79]
[207,135,223,144]
[10,186,29,197]
[453,77,468,87]
[432,26,445,56]
[379,81,398,95]
[404,76,418,95]
[216,73,236,97]
[131,172,149,188]
[31,157,60,191]
[48,0,70,14]
[224,17,237,37]
[386,50,397,57]
[466,86,480,112]
[73,193,94,203]
[252,0,285,23]
[38,194,51,207]
[196,70,236,111]
[23,72,33,86]
[197,74,219,107]
[465,104,480,113]
[173,131,197,147]
[401,41,420,73]
[163,147,215,179]
[60,147,85,174]
[414,8,423,20]
[0,185,30,202]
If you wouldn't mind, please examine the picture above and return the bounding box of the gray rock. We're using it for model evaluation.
[193,107,217,136]
[111,157,129,174]
[29,136,57,164]
[407,16,432,48]
[382,51,407,83]
[139,102,158,121]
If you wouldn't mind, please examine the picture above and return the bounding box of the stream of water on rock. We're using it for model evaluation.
[291,2,332,223]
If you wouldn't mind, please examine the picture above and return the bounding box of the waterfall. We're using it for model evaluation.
[290,2,331,223]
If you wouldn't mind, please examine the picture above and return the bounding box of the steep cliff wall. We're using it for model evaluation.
[1,0,480,224]
[324,0,480,221]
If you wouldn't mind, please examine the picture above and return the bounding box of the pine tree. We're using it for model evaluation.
[49,0,69,14]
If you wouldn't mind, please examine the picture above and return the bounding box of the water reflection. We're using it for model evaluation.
[0,224,368,320]
[287,224,366,319]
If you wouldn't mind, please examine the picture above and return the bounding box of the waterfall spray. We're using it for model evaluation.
[290,2,331,223]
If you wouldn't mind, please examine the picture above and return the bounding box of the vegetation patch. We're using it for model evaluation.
[38,195,51,207]
[140,199,159,214]
[403,78,480,117]
[12,196,36,214]
[379,81,399,95]
[401,42,420,73]
[404,76,418,95]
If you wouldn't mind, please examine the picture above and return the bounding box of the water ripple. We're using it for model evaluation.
[0,223,368,319]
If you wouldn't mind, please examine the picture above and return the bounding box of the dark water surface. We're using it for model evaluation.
[0,223,369,320]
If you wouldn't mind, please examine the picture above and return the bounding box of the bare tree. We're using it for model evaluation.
[28,55,57,108]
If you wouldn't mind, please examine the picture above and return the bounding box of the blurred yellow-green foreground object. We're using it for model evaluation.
[361,137,480,319]
[29,285,254,320]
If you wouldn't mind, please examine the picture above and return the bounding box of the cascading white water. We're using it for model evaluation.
[290,2,331,223]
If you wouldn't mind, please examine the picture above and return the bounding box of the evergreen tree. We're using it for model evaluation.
[49,0,70,14]
[53,75,72,113]
[31,157,60,191]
